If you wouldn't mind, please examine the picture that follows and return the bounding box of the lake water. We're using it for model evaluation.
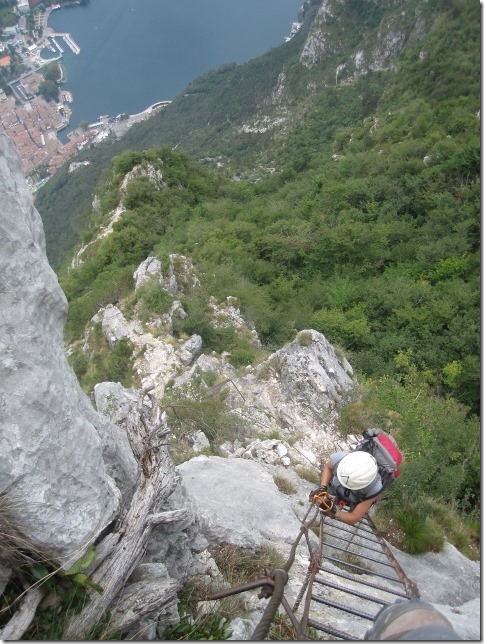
[47,0,302,137]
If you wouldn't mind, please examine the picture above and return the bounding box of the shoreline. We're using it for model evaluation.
[3,0,301,187]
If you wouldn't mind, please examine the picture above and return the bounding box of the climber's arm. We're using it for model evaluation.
[320,459,333,487]
[335,496,375,525]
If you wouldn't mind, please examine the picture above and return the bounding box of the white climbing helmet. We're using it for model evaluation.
[336,452,378,490]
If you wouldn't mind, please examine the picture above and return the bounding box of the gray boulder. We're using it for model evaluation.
[177,456,302,548]
[0,135,121,561]
[177,334,203,366]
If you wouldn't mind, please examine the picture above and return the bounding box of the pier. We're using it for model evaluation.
[52,32,81,55]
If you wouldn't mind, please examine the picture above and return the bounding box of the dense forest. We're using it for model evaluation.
[37,0,479,554]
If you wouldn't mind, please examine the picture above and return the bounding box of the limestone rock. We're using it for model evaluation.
[172,353,235,391]
[387,542,480,606]
[177,334,202,366]
[134,256,162,290]
[177,456,302,549]
[223,330,354,463]
[122,163,164,191]
[208,296,261,347]
[98,304,142,347]
[91,304,184,398]
[431,598,480,641]
[0,134,120,561]
[188,430,210,453]
[161,254,200,295]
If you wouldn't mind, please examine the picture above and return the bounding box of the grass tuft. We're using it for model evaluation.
[273,474,297,495]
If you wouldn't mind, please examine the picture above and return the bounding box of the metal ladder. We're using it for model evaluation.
[299,512,419,640]
[208,506,419,640]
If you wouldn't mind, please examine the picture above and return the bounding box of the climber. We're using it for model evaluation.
[309,451,382,525]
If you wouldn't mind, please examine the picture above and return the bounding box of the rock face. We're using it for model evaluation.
[133,254,200,295]
[0,135,128,561]
[300,0,431,76]
[223,330,354,466]
[178,456,303,549]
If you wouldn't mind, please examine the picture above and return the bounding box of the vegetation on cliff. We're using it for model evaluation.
[41,0,479,550]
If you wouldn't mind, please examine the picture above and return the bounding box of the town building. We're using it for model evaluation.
[17,0,30,14]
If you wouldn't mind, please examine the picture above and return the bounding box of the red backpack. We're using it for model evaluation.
[354,428,403,491]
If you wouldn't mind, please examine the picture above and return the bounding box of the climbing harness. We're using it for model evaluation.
[207,504,419,640]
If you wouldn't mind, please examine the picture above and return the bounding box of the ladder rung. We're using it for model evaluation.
[314,576,391,605]
[307,617,363,640]
[323,540,396,569]
[318,565,408,598]
[311,593,377,620]
[324,524,381,546]
[324,531,385,554]
[322,554,404,584]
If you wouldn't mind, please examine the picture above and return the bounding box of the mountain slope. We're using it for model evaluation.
[35,0,477,267]
[43,0,479,418]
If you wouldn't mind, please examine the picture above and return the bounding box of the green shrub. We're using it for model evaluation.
[296,331,313,347]
[130,278,174,323]
[228,341,258,368]
[161,612,232,641]
[393,503,444,555]
[78,336,136,394]
[3,548,113,640]
[260,429,282,441]
[310,306,371,350]
[337,400,369,436]
[417,497,480,560]
[68,351,89,380]
[162,375,251,458]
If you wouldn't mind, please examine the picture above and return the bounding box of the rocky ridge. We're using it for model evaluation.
[83,234,479,638]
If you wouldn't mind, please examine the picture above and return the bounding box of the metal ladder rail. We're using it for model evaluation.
[302,514,389,640]
[207,505,418,641]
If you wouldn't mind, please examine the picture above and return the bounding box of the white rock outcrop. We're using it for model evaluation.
[0,135,125,561]
[134,254,201,295]
[133,256,163,290]
[222,330,354,465]
[178,456,302,549]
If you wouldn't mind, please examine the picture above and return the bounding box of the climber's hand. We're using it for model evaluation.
[319,495,337,517]
[309,485,328,502]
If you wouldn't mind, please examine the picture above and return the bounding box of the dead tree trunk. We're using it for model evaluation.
[0,586,46,640]
[65,387,187,639]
